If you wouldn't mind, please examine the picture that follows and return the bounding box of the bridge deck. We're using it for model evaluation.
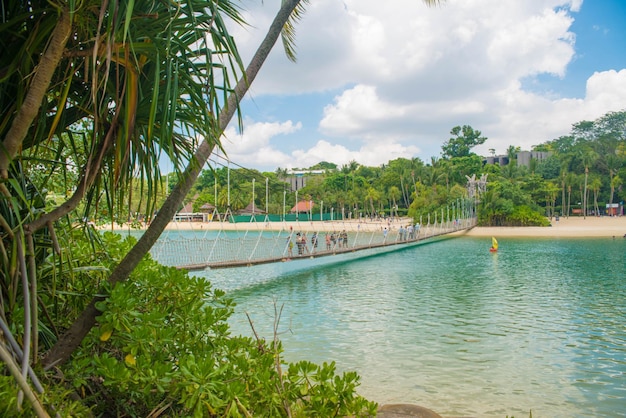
[174,225,474,271]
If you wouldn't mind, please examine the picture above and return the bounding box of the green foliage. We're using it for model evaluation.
[0,375,91,417]
[56,233,376,416]
[285,361,376,417]
[478,180,548,226]
[447,155,484,184]
[508,206,551,226]
[442,125,487,158]
[535,155,561,179]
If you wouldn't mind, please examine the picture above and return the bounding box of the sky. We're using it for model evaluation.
[216,0,626,172]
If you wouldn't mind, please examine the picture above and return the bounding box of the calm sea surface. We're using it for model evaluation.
[179,234,626,417]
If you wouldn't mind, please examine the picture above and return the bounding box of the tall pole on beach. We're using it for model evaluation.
[295,190,298,222]
[227,160,231,209]
[283,190,286,221]
[265,177,269,214]
[252,178,256,214]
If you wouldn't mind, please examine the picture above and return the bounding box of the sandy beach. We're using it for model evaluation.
[462,216,626,238]
[114,215,626,238]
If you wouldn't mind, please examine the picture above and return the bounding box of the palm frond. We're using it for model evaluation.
[280,0,309,63]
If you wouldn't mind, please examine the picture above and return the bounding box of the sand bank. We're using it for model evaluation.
[461,216,626,238]
[107,216,626,238]
[111,218,410,234]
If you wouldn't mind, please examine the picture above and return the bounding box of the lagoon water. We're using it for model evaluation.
[197,236,625,417]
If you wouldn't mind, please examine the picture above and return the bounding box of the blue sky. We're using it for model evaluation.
[217,0,626,172]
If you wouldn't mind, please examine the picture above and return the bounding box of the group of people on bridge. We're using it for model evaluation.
[286,230,350,257]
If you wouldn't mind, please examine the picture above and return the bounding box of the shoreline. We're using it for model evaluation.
[103,216,626,238]
[461,216,626,238]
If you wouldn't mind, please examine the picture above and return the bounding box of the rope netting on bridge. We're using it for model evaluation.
[148,207,477,270]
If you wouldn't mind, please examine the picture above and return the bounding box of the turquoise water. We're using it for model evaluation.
[198,237,626,417]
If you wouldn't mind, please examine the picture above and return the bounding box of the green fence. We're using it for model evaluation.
[229,213,345,223]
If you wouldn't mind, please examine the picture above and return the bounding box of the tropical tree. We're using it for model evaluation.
[565,172,578,217]
[544,181,560,219]
[559,165,568,216]
[1,0,313,407]
[365,187,381,216]
[589,175,602,215]
[40,0,313,370]
[1,0,445,413]
[604,153,622,209]
[275,167,289,179]
[580,149,598,218]
[441,125,487,158]
[3,0,247,387]
[388,186,402,217]
[502,145,520,179]
[610,175,623,214]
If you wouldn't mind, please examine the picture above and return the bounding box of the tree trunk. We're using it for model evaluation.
[561,179,565,217]
[0,6,72,178]
[583,167,589,219]
[567,187,571,218]
[43,0,303,369]
[609,172,615,211]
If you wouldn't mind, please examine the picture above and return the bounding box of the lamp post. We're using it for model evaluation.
[227,160,231,209]
[252,178,255,215]
[265,177,268,215]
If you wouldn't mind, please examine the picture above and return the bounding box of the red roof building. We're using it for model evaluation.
[290,200,314,213]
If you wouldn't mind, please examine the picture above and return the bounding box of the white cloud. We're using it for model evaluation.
[219,0,626,170]
[585,69,626,110]
[221,120,301,169]
[319,85,408,138]
[290,139,421,169]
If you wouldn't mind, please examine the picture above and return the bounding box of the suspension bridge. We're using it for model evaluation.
[134,156,487,272]
[144,209,477,271]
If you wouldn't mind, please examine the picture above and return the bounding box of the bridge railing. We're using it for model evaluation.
[147,213,477,270]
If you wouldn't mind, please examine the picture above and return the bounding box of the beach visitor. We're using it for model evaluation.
[296,233,304,255]
[302,233,310,254]
[287,236,293,257]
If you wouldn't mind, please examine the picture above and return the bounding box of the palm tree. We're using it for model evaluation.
[389,186,401,217]
[580,149,598,218]
[42,0,311,368]
[604,154,622,209]
[275,167,289,179]
[341,163,351,191]
[544,181,560,219]
[610,175,623,215]
[565,172,577,217]
[589,175,602,216]
[3,0,247,380]
[559,165,568,217]
[5,0,444,385]
[365,187,381,216]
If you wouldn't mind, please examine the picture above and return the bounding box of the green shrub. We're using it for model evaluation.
[57,232,377,417]
[508,206,551,226]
